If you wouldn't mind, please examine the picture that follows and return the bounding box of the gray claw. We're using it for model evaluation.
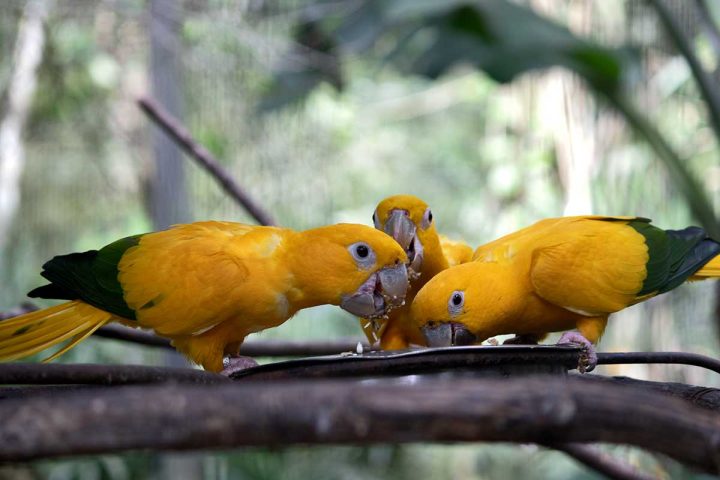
[558,331,597,373]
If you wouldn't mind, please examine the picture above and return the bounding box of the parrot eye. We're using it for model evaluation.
[349,242,376,269]
[448,290,464,315]
[421,208,433,229]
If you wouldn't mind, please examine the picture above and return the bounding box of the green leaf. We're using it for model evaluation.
[408,2,635,93]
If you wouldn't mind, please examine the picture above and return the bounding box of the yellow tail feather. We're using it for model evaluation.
[690,255,720,280]
[0,301,113,362]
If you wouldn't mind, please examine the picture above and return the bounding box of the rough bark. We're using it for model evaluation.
[0,375,719,472]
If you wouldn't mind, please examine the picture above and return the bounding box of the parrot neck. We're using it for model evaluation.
[416,231,448,287]
[463,261,530,338]
[283,228,352,312]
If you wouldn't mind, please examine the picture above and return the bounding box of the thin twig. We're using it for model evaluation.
[695,0,720,76]
[137,96,277,226]
[647,0,720,146]
[0,375,718,471]
[597,351,720,375]
[94,325,374,356]
[604,92,720,237]
[554,444,658,480]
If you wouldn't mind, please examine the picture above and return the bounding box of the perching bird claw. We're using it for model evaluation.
[557,331,597,373]
[221,355,259,376]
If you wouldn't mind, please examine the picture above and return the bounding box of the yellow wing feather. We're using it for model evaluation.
[528,218,649,315]
[119,221,291,337]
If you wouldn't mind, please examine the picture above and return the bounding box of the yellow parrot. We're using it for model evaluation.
[411,216,720,371]
[0,221,409,373]
[360,195,473,349]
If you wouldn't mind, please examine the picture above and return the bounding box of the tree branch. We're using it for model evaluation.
[137,96,277,226]
[0,363,228,386]
[553,443,658,480]
[647,0,720,147]
[1,375,719,471]
[93,325,374,357]
[695,0,720,73]
[582,375,720,412]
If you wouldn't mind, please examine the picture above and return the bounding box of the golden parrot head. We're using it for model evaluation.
[373,194,438,281]
[296,224,409,319]
[410,262,506,347]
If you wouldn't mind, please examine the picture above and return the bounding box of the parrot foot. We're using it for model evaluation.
[220,355,259,377]
[557,331,597,373]
[503,334,540,345]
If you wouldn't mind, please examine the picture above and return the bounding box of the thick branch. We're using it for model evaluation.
[582,375,720,412]
[137,96,277,226]
[0,363,228,386]
[1,376,719,471]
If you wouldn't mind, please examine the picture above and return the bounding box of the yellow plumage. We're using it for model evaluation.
[412,216,720,347]
[0,221,408,372]
[361,195,473,349]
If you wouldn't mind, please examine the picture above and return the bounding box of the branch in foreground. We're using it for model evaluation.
[137,96,277,226]
[4,363,720,414]
[0,363,228,386]
[581,375,720,412]
[1,375,719,472]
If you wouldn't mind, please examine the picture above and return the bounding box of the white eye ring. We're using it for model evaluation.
[349,242,376,270]
[421,208,433,229]
[448,290,464,315]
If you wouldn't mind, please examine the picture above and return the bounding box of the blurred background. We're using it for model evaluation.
[0,0,719,478]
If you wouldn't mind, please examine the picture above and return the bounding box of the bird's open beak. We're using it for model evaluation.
[422,322,477,347]
[384,210,423,279]
[340,263,409,320]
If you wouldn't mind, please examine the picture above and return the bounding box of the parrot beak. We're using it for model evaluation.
[422,322,476,347]
[384,210,424,279]
[340,263,409,320]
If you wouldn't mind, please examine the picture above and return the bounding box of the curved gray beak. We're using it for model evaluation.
[384,209,423,279]
[422,322,477,347]
[384,210,416,250]
[377,263,409,305]
[340,264,409,319]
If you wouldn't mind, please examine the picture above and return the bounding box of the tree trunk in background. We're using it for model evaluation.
[149,0,189,230]
[149,3,200,478]
[0,0,48,262]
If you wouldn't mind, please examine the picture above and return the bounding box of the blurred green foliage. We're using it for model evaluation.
[1,0,719,478]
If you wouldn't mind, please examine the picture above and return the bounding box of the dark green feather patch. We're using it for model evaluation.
[28,234,143,320]
[629,221,720,296]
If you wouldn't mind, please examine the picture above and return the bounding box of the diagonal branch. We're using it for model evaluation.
[553,443,658,480]
[647,0,720,145]
[695,0,720,73]
[138,96,277,226]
